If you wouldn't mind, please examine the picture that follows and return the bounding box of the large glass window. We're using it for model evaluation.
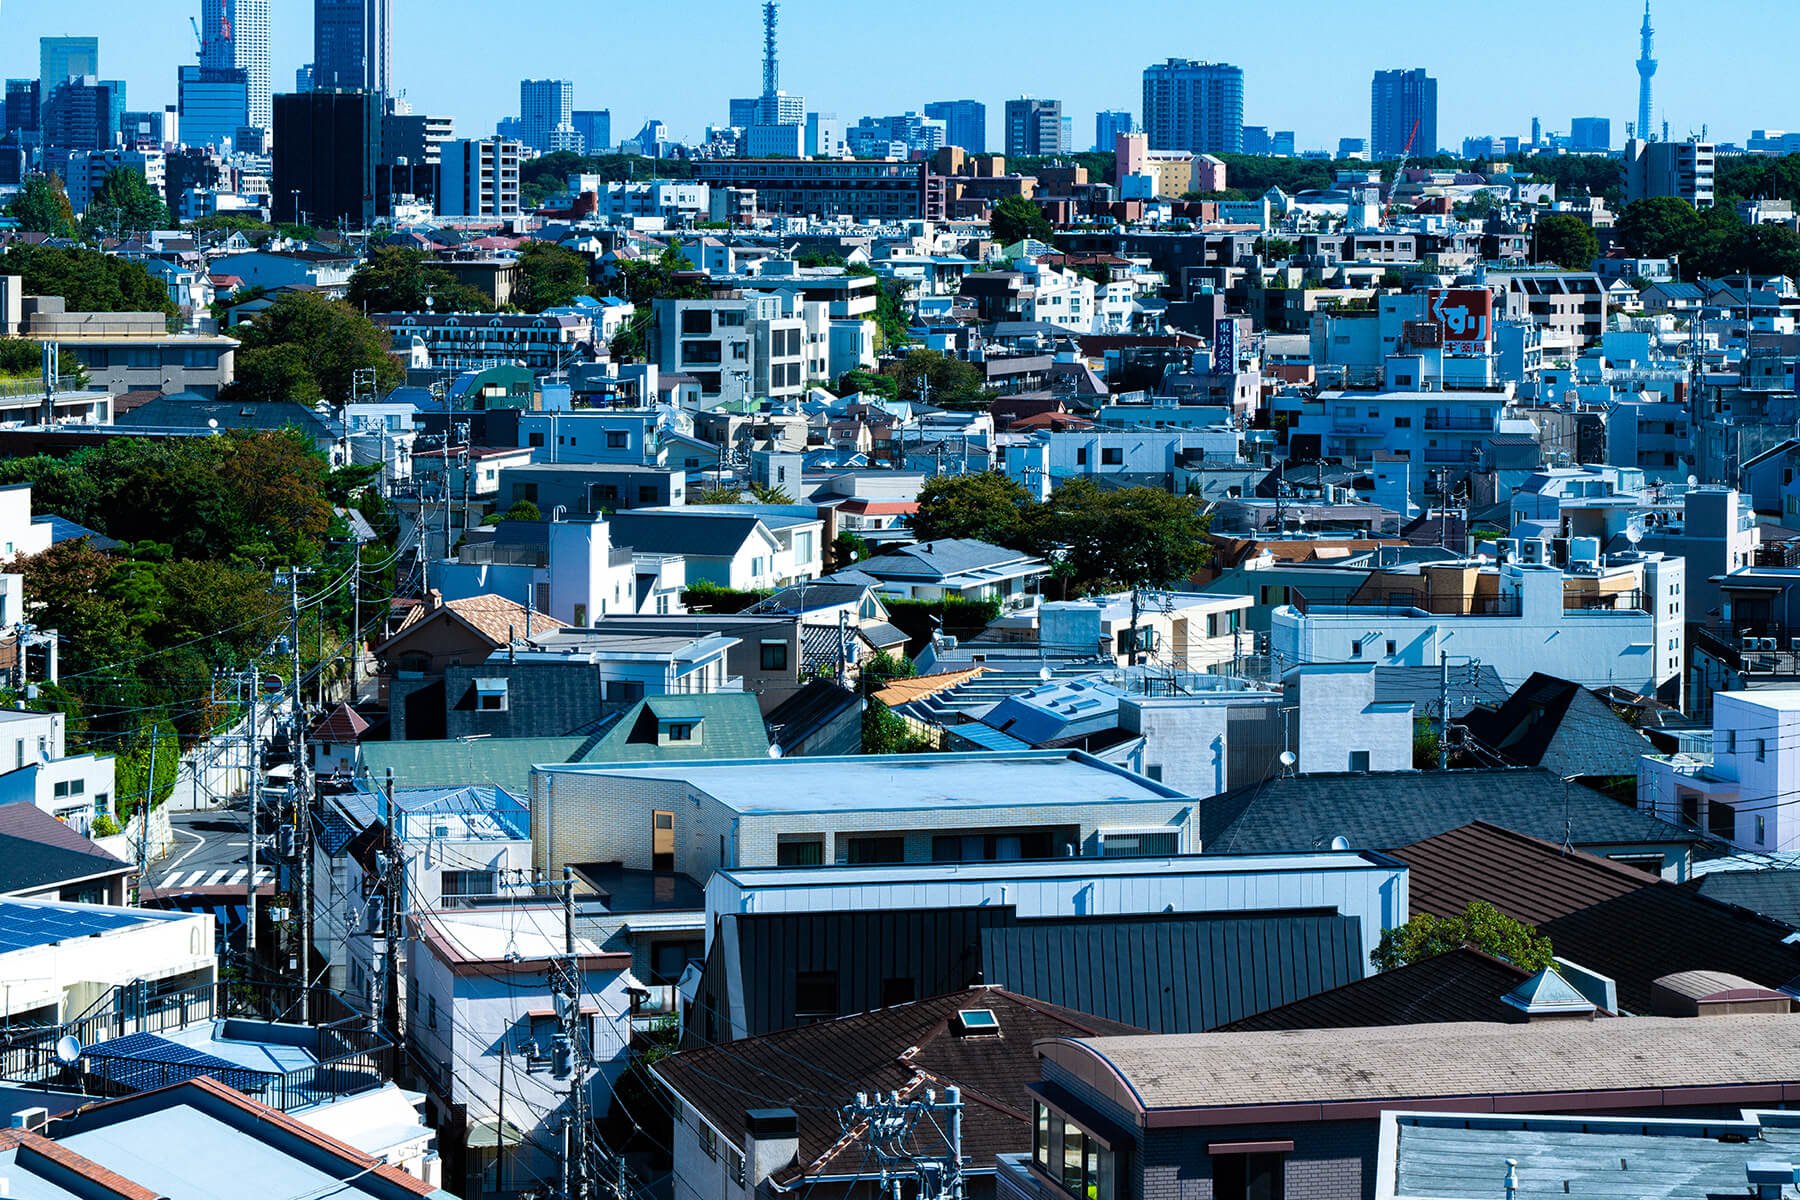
[1214,1152,1283,1200]
[1033,1103,1115,1200]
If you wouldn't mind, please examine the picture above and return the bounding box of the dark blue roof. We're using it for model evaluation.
[0,902,180,954]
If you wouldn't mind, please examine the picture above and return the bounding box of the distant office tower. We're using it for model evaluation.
[296,64,315,92]
[42,77,124,151]
[1461,136,1505,160]
[120,110,166,147]
[39,37,99,109]
[273,89,382,226]
[1569,117,1611,152]
[519,79,573,151]
[1271,130,1296,156]
[573,110,610,154]
[1241,125,1269,155]
[1142,58,1243,154]
[1338,137,1367,159]
[438,137,521,218]
[1095,110,1134,153]
[1636,1,1657,142]
[199,0,270,133]
[1530,116,1542,148]
[178,65,248,150]
[314,0,391,94]
[728,98,759,128]
[1005,97,1064,156]
[1370,68,1436,159]
[4,81,40,136]
[805,112,844,158]
[924,100,986,154]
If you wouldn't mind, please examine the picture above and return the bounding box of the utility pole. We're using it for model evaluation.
[838,1087,965,1200]
[135,730,157,906]
[350,552,363,705]
[559,865,590,1200]
[284,568,313,1023]
[381,769,402,1050]
[1437,651,1451,771]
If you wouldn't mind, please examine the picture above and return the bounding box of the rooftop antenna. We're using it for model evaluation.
[761,1,780,102]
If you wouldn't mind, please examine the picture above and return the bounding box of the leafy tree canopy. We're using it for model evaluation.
[81,168,172,239]
[911,471,1033,547]
[516,241,593,312]
[347,246,493,314]
[0,243,175,316]
[1614,197,1704,259]
[1533,214,1600,270]
[225,291,402,405]
[6,174,77,238]
[990,194,1055,248]
[1370,900,1554,973]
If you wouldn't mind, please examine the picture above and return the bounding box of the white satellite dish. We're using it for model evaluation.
[54,1035,81,1066]
[1687,475,1699,488]
[1330,835,1351,852]
[768,744,783,759]
[1278,750,1297,768]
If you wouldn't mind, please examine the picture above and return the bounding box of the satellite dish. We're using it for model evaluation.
[768,744,783,759]
[1330,835,1351,852]
[1278,750,1297,768]
[54,1036,81,1066]
[1687,475,1699,488]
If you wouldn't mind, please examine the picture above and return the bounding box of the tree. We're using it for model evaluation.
[1371,901,1554,973]
[7,174,77,238]
[1533,214,1600,270]
[0,244,175,316]
[81,168,172,239]
[990,195,1054,248]
[833,531,871,568]
[861,698,933,754]
[836,368,898,401]
[226,291,402,405]
[1255,236,1297,261]
[516,242,592,312]
[747,482,794,504]
[1029,481,1212,635]
[911,472,1033,548]
[892,349,990,408]
[847,264,911,348]
[604,242,709,360]
[1614,197,1703,260]
[692,484,743,505]
[502,499,543,522]
[346,246,492,314]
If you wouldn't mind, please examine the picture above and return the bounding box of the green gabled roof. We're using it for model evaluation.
[580,692,771,764]
[359,736,588,796]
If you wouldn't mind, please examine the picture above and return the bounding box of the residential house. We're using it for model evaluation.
[1200,767,1696,878]
[1459,672,1654,780]
[605,510,821,591]
[0,279,238,398]
[531,614,802,714]
[373,592,561,700]
[209,248,358,296]
[498,463,686,515]
[994,1016,1800,1200]
[1039,593,1253,670]
[845,538,1049,609]
[0,708,118,834]
[1640,689,1800,852]
[0,802,133,904]
[0,897,214,1024]
[529,750,1206,880]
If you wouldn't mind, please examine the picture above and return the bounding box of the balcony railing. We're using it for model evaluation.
[1423,415,1498,431]
[1289,588,1519,618]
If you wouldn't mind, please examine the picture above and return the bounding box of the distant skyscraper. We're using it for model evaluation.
[39,37,99,115]
[272,88,382,226]
[296,64,314,92]
[1005,97,1063,157]
[1095,110,1134,153]
[1370,68,1436,159]
[178,65,248,150]
[4,81,41,136]
[1271,130,1295,156]
[519,79,573,151]
[572,110,611,154]
[42,76,124,151]
[200,0,270,132]
[1141,58,1243,154]
[1241,125,1270,155]
[1636,1,1657,141]
[924,100,985,153]
[1569,117,1612,152]
[313,0,391,94]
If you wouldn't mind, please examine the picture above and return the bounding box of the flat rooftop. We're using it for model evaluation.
[714,847,1397,891]
[538,750,1188,814]
[1722,689,1800,710]
[0,899,193,954]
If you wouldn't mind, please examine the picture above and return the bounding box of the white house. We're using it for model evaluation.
[0,709,118,833]
[0,897,215,1024]
[1039,592,1254,670]
[1639,690,1800,852]
[1289,664,1415,775]
[1270,552,1685,701]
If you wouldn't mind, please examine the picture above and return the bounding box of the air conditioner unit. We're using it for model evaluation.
[1744,635,1762,652]
[1763,638,1780,652]
[11,1107,49,1132]
[1788,638,1800,653]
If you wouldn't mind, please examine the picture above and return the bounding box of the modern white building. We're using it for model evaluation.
[1288,663,1414,775]
[1270,552,1685,701]
[0,709,118,833]
[1039,592,1254,670]
[653,292,830,408]
[530,750,1203,880]
[1002,427,1243,498]
[0,898,215,1024]
[1639,690,1800,852]
[438,137,523,218]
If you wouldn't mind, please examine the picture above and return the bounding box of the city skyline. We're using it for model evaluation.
[5,0,1798,150]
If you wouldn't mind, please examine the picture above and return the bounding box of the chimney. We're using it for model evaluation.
[742,1108,799,1188]
[427,589,444,611]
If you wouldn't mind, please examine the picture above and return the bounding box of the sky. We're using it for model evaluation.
[4,0,1798,151]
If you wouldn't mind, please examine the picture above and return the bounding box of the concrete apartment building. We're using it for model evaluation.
[653,292,824,408]
[437,136,522,218]
[1639,689,1800,852]
[1624,136,1715,208]
[0,276,237,398]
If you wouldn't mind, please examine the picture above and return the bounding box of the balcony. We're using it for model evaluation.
[1289,588,1520,618]
[1423,414,1498,431]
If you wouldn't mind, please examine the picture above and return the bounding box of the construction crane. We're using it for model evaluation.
[189,16,204,58]
[1380,117,1422,225]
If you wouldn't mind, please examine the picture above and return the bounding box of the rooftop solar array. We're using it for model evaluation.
[0,903,166,954]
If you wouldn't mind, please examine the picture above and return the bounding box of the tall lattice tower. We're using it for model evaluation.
[761,2,779,102]
[1636,1,1657,141]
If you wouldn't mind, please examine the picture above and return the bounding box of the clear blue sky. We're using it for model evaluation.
[5,0,1797,151]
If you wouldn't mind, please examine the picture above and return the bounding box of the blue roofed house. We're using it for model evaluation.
[845,538,1050,609]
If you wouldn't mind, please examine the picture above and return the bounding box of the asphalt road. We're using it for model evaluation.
[150,806,275,894]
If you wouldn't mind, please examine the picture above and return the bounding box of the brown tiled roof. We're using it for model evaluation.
[1217,948,1531,1031]
[379,593,559,655]
[1056,1013,1800,1113]
[310,703,371,744]
[653,988,1137,1184]
[872,667,989,707]
[0,1127,162,1200]
[1391,821,1800,1013]
[0,800,121,860]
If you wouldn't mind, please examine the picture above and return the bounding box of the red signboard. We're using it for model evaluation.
[1427,288,1493,351]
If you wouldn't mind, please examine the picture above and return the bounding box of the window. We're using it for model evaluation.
[760,641,789,671]
[1101,447,1124,466]
[442,870,497,900]
[1348,750,1371,772]
[846,836,904,864]
[1212,1151,1283,1200]
[427,996,438,1030]
[53,779,85,799]
[880,977,916,1007]
[665,723,694,741]
[1033,1104,1115,1200]
[1757,737,1768,762]
[528,433,545,448]
[638,485,659,504]
[794,971,838,1020]
[681,310,712,335]
[1076,448,1088,466]
[776,838,823,866]
[606,431,629,449]
[1757,815,1768,846]
[1709,800,1736,839]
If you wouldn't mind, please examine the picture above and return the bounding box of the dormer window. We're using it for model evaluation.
[475,678,509,712]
